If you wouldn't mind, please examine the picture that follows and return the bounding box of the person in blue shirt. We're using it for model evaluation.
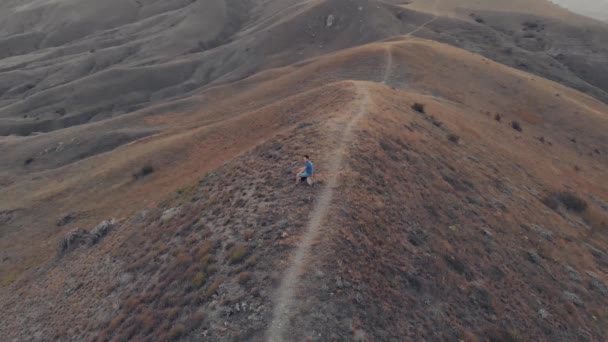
[295,155,314,185]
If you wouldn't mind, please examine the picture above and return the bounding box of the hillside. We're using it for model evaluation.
[1,0,608,341]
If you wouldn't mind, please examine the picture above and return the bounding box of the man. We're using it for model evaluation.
[295,155,314,185]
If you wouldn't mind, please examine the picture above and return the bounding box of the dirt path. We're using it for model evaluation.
[382,47,393,84]
[265,84,370,341]
[406,0,440,37]
[265,5,445,339]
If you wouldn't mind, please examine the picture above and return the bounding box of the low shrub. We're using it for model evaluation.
[448,134,460,144]
[511,121,523,132]
[205,277,223,298]
[133,165,155,179]
[167,324,186,340]
[557,192,587,212]
[228,244,249,264]
[238,271,251,285]
[411,103,425,114]
[193,272,206,287]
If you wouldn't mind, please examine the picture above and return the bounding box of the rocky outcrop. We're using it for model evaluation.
[58,219,116,256]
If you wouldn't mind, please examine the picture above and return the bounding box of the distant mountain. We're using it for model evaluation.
[551,0,608,22]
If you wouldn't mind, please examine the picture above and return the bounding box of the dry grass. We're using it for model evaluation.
[583,207,608,235]
[205,276,223,297]
[167,323,186,340]
[228,244,249,264]
[1,273,16,287]
[238,271,251,285]
[192,272,207,287]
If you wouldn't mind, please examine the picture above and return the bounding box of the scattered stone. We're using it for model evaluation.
[58,218,116,256]
[564,265,582,282]
[281,232,289,239]
[538,308,549,319]
[493,199,507,211]
[119,273,134,285]
[531,224,553,241]
[482,228,494,238]
[336,277,344,289]
[89,219,115,245]
[326,14,335,28]
[527,250,542,264]
[563,291,584,307]
[161,207,180,221]
[58,228,90,255]
[587,271,608,296]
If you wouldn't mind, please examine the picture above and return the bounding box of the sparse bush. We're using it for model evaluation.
[511,121,523,132]
[238,271,251,285]
[411,103,425,114]
[193,272,206,287]
[133,165,155,180]
[205,278,223,298]
[109,313,127,330]
[1,273,16,287]
[447,134,460,144]
[24,158,34,165]
[174,252,192,269]
[167,324,186,340]
[228,244,249,264]
[557,192,587,212]
[245,255,257,267]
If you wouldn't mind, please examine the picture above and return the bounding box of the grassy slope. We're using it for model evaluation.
[1,38,607,341]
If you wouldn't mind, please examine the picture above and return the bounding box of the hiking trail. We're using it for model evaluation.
[265,84,370,341]
[407,0,440,37]
[265,4,443,338]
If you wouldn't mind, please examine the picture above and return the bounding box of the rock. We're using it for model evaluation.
[119,273,134,285]
[538,308,549,319]
[161,207,180,221]
[563,291,584,307]
[587,271,608,296]
[531,224,553,241]
[527,250,542,264]
[58,228,89,255]
[564,265,582,282]
[89,219,115,245]
[482,228,494,238]
[281,232,289,238]
[493,199,507,211]
[58,218,116,256]
[336,277,344,289]
[326,14,335,27]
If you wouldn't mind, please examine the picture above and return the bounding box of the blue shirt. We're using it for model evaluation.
[305,160,314,175]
